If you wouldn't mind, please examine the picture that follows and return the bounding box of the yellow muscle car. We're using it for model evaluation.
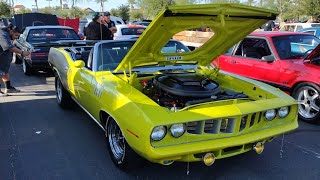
[48,4,298,170]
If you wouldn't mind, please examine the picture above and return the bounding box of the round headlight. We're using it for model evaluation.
[151,126,166,141]
[278,107,289,118]
[170,123,186,138]
[265,109,276,121]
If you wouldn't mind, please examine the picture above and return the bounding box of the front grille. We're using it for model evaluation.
[186,112,262,135]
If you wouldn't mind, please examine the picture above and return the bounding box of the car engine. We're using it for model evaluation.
[141,74,248,111]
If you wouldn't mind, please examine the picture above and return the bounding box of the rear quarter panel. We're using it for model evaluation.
[48,48,72,90]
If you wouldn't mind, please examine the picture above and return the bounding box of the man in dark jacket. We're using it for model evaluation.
[0,24,30,96]
[103,11,117,39]
[85,12,113,40]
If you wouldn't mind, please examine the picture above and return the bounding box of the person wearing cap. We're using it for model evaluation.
[85,12,113,40]
[0,24,30,96]
[103,11,117,39]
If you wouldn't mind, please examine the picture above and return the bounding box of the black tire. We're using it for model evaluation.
[55,76,72,109]
[105,118,144,170]
[22,59,33,76]
[14,53,23,64]
[292,83,320,123]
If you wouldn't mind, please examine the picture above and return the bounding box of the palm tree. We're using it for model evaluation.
[96,0,108,12]
[128,0,135,9]
[35,0,38,12]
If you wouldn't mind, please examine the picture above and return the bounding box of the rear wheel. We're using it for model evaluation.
[22,59,33,76]
[55,76,72,108]
[293,83,320,123]
[105,118,143,170]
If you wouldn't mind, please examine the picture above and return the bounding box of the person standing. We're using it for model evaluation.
[103,11,117,39]
[85,12,113,40]
[262,20,275,31]
[0,24,30,96]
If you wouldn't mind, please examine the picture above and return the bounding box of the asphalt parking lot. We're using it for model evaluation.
[1,64,320,180]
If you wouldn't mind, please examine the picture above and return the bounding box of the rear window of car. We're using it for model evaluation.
[121,28,145,35]
[27,28,80,42]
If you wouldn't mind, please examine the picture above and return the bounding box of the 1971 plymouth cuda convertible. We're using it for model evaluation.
[48,4,298,170]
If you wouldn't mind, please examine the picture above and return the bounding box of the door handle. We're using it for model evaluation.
[229,60,237,64]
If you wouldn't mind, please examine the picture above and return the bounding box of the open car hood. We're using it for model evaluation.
[304,44,320,61]
[115,4,278,72]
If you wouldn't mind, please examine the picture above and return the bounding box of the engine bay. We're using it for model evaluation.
[140,74,248,111]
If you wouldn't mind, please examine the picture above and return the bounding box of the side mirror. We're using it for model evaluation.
[74,60,85,68]
[262,55,275,62]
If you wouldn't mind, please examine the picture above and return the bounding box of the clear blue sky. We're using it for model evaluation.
[14,0,128,11]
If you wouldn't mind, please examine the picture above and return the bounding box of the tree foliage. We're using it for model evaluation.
[117,5,130,21]
[136,0,175,19]
[130,9,144,21]
[37,6,89,18]
[110,8,119,17]
[16,8,32,14]
[0,2,11,18]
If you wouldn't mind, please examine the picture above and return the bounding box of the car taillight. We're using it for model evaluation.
[31,52,47,57]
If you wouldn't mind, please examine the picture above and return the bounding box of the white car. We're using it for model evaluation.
[280,23,320,32]
[113,24,147,40]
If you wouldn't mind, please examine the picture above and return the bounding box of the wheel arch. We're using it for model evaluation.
[290,81,319,95]
[99,109,148,155]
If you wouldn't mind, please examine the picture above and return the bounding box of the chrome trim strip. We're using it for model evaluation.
[71,97,105,131]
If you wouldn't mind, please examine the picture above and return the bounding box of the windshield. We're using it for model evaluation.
[121,27,146,35]
[272,35,320,59]
[27,28,80,42]
[96,40,190,71]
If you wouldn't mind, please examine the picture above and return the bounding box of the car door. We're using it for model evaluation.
[217,43,255,77]
[218,37,282,85]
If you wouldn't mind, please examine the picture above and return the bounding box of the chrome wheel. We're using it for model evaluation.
[56,78,63,103]
[107,120,125,160]
[296,86,320,119]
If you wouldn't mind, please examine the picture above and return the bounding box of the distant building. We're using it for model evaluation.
[82,8,95,13]
[14,5,26,13]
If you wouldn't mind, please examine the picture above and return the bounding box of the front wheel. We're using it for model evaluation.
[293,83,320,123]
[105,118,143,170]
